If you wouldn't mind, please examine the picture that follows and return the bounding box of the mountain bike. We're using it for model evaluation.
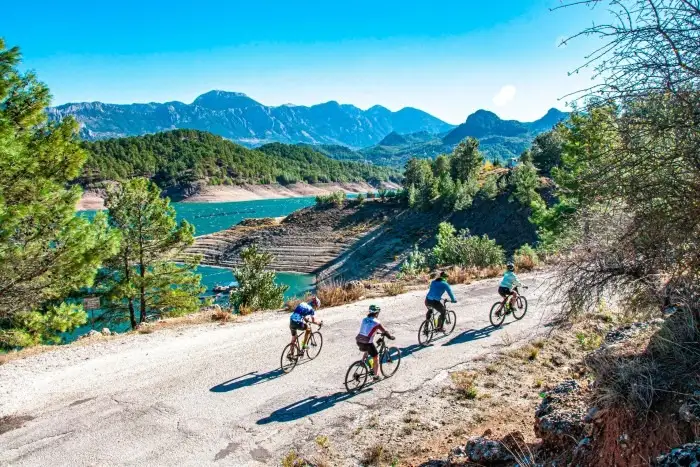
[280,322,323,374]
[489,286,528,327]
[344,333,401,393]
[418,299,457,346]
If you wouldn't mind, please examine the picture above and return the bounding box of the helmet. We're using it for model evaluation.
[309,296,321,309]
[368,304,381,316]
[506,262,515,271]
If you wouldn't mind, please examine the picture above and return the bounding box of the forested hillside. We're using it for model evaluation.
[81,129,400,189]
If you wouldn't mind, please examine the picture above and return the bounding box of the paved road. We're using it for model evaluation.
[0,272,555,466]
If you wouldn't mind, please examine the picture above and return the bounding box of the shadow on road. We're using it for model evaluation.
[210,369,284,393]
[256,388,373,424]
[399,343,429,358]
[442,324,506,347]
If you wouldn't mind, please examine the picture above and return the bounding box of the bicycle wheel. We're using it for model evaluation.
[344,361,369,393]
[489,302,506,327]
[280,343,299,373]
[513,296,528,320]
[444,310,457,335]
[380,346,402,378]
[306,332,323,360]
[418,319,434,346]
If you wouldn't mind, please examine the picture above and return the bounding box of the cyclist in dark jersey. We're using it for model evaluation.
[425,271,457,332]
[288,296,322,357]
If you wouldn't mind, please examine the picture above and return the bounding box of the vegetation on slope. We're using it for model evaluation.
[81,130,401,190]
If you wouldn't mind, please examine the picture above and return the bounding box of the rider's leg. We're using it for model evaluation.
[436,301,446,330]
[302,327,311,348]
[372,355,380,376]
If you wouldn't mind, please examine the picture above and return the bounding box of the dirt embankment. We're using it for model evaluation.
[183,194,537,282]
[76,181,401,210]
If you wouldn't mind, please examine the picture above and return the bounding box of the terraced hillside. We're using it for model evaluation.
[183,195,538,282]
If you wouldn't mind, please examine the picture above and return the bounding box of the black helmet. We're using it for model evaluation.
[368,304,381,316]
[506,262,515,271]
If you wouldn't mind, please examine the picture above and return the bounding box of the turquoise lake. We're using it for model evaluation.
[69,196,329,339]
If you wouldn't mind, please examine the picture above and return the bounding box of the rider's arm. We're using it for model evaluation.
[376,323,392,338]
[445,283,457,302]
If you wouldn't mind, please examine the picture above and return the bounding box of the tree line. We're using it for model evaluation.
[81,130,401,190]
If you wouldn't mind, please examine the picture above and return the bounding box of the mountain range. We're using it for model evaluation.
[48,90,568,164]
[48,90,454,149]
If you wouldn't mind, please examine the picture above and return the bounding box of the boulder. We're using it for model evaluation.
[464,432,526,464]
[101,328,111,336]
[535,379,587,450]
[653,443,700,466]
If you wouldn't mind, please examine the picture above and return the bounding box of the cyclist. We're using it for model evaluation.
[355,305,394,381]
[498,262,522,312]
[425,271,457,332]
[288,296,322,358]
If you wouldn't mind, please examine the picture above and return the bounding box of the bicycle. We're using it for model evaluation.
[280,322,323,373]
[489,286,528,327]
[344,333,401,393]
[418,299,457,346]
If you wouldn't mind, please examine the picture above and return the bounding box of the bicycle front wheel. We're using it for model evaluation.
[306,332,323,360]
[380,346,402,378]
[418,319,434,346]
[344,361,369,393]
[513,296,528,320]
[489,302,506,327]
[280,343,299,373]
[444,310,457,335]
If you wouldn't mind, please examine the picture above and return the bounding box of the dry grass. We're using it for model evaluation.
[451,371,479,399]
[382,282,407,296]
[211,308,232,322]
[361,443,394,466]
[316,280,364,307]
[444,265,502,285]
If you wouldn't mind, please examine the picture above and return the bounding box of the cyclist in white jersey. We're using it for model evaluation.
[355,305,394,380]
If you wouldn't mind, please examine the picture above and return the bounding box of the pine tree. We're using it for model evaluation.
[231,246,288,312]
[0,39,120,321]
[104,178,202,327]
[450,137,484,183]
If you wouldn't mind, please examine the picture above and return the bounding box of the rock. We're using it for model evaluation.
[101,328,111,336]
[583,406,602,423]
[465,437,514,463]
[87,330,100,338]
[578,437,591,447]
[535,380,587,450]
[603,320,662,346]
[653,443,700,466]
[464,432,525,465]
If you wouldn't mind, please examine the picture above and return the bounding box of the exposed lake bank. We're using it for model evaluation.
[77,181,400,210]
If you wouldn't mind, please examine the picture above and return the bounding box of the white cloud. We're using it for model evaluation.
[492,85,516,107]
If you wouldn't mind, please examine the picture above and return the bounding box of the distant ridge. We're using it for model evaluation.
[48,90,455,149]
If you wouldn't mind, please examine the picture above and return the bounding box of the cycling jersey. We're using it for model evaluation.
[426,279,456,302]
[500,271,521,290]
[290,302,314,323]
[356,316,381,344]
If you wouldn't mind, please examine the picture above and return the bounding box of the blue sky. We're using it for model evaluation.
[3,0,606,123]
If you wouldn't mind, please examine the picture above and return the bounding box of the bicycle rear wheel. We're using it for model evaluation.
[444,310,457,335]
[344,361,369,393]
[489,302,506,327]
[513,296,528,320]
[306,332,323,360]
[418,319,434,346]
[280,343,299,373]
[380,346,401,378]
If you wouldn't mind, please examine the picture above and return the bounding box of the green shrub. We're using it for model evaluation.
[0,303,87,349]
[231,246,288,312]
[398,245,429,277]
[315,191,346,207]
[356,193,366,203]
[432,222,505,268]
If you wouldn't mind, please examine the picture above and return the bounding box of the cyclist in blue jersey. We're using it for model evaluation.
[498,263,522,312]
[425,271,457,332]
[288,296,322,357]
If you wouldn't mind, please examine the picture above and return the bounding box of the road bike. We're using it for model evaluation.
[280,322,323,373]
[344,333,401,393]
[489,286,528,327]
[418,299,457,346]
